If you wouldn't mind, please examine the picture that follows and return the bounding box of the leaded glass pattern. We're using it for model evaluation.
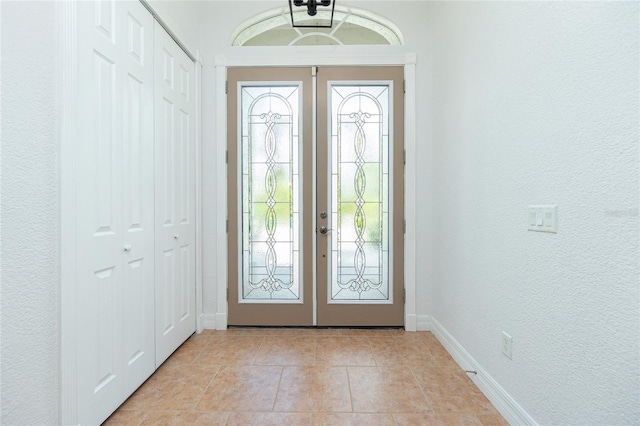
[241,85,301,301]
[329,85,391,302]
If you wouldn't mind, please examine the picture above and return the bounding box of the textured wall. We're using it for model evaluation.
[147,0,204,57]
[1,2,61,424]
[429,2,639,423]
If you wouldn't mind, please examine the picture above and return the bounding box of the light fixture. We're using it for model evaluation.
[288,0,336,28]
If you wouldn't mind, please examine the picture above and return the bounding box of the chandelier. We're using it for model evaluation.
[288,0,336,28]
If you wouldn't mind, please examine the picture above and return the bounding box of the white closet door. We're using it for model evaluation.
[120,1,156,397]
[76,1,155,424]
[154,20,196,366]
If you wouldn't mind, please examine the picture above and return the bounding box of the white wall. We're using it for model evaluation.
[197,0,435,325]
[429,2,639,424]
[1,2,60,424]
[146,0,204,56]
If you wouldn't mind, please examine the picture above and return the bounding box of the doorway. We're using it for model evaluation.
[227,66,404,326]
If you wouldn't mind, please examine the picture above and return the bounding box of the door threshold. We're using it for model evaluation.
[227,325,405,330]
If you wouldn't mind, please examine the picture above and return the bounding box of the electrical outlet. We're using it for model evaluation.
[502,332,513,360]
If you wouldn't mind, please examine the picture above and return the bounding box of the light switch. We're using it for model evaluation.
[528,205,557,233]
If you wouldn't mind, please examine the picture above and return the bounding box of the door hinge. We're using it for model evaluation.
[226,150,228,164]
[403,219,406,233]
[226,219,229,233]
[403,79,406,94]
[403,149,406,165]
[225,80,228,94]
[403,288,406,303]
[226,287,229,301]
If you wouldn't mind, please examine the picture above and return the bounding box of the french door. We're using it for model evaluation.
[227,66,404,326]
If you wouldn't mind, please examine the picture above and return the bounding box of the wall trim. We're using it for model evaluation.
[416,315,432,331]
[405,314,417,331]
[215,63,229,331]
[431,317,538,426]
[203,314,217,330]
[59,0,78,423]
[195,50,204,334]
[215,313,228,330]
[214,51,417,330]
[403,57,417,332]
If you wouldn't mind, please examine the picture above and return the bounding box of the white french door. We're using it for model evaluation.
[227,66,404,326]
[316,66,405,326]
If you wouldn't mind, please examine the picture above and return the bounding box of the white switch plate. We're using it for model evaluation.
[528,205,557,233]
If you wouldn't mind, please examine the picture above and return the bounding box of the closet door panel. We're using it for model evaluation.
[76,2,155,424]
[76,1,124,423]
[120,0,156,396]
[155,21,196,366]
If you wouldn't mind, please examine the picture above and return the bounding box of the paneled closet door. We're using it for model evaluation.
[154,20,197,366]
[75,1,156,424]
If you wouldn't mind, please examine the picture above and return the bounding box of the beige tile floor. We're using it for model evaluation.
[105,328,508,426]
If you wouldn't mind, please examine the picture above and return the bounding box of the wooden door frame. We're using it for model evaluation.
[214,50,418,330]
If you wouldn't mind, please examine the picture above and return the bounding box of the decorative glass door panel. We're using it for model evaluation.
[329,85,391,303]
[241,86,301,302]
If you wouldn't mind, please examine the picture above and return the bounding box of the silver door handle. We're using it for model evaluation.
[319,226,333,234]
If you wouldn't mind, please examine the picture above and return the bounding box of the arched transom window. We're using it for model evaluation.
[230,6,403,46]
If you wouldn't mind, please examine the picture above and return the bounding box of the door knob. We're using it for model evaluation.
[319,226,333,234]
[174,234,179,240]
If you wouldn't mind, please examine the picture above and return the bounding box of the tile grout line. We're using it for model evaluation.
[190,364,223,412]
[251,336,266,365]
[345,366,355,414]
[271,366,285,412]
[135,409,151,426]
[190,335,211,364]
[408,365,437,415]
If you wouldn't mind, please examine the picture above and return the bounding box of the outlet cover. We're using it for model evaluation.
[502,332,513,360]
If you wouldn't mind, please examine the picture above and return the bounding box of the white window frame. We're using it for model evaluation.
[230,6,404,47]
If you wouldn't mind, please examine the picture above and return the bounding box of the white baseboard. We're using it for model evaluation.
[416,315,432,331]
[196,313,205,333]
[431,317,537,426]
[405,314,417,331]
[203,314,217,330]
[215,313,228,330]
